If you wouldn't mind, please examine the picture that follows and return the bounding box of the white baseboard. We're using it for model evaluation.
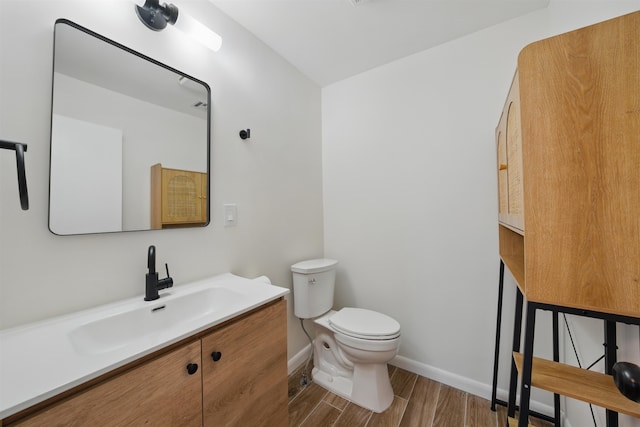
[390,355,557,419]
[288,343,312,375]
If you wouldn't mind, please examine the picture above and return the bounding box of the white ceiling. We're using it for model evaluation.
[55,21,208,119]
[209,0,550,86]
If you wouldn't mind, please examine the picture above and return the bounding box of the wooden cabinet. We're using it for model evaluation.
[497,11,640,317]
[496,11,640,427]
[151,163,207,229]
[3,300,287,427]
[9,341,202,426]
[202,298,288,426]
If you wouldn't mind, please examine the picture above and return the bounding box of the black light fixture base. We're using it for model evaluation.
[135,0,178,32]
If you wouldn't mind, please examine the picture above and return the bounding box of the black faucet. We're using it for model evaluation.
[145,245,173,301]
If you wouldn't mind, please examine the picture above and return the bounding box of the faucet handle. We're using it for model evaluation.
[157,263,174,291]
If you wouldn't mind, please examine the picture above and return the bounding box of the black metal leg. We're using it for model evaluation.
[552,311,561,427]
[518,302,537,427]
[495,294,637,427]
[491,260,506,411]
[604,320,618,427]
[507,286,524,420]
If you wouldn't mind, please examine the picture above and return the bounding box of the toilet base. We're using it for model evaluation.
[312,362,394,413]
[312,367,353,401]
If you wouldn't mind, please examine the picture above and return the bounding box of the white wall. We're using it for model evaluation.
[50,114,123,234]
[0,0,323,362]
[322,1,640,425]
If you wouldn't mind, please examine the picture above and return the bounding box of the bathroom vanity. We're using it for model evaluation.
[0,274,289,426]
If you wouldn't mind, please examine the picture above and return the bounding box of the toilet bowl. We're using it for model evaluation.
[291,259,401,413]
[312,309,400,412]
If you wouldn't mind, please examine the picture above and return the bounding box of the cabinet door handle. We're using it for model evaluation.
[211,351,222,362]
[186,363,198,375]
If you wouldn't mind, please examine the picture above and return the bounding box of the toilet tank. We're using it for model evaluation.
[291,259,338,319]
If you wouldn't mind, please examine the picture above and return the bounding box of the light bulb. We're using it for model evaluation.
[174,11,222,52]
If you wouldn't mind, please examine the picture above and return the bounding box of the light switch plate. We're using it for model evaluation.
[224,204,238,227]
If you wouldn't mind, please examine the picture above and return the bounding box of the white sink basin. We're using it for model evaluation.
[1,273,289,419]
[69,287,244,355]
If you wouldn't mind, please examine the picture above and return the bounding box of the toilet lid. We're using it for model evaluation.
[329,308,400,340]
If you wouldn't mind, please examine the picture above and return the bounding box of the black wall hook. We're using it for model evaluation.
[239,129,251,140]
[0,140,29,210]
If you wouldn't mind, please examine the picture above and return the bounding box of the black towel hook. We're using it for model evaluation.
[0,139,29,210]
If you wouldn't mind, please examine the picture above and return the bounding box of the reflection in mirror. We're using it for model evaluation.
[49,19,210,235]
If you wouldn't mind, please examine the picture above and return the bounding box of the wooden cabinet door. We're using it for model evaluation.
[10,341,202,427]
[497,72,524,233]
[202,300,288,427]
[161,168,207,225]
[497,121,508,218]
[505,97,523,229]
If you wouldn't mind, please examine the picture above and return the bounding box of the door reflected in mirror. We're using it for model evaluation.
[49,19,210,235]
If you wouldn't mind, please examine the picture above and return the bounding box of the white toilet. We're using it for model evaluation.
[291,259,401,413]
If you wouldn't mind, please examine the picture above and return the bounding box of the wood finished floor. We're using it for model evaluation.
[288,365,553,427]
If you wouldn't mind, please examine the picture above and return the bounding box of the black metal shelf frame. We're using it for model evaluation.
[491,259,640,427]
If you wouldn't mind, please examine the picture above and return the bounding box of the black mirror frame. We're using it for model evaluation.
[49,19,211,235]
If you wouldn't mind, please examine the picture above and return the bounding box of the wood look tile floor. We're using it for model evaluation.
[288,365,553,427]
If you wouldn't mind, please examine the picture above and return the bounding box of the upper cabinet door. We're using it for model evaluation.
[497,72,524,234]
[161,168,207,224]
[151,164,208,229]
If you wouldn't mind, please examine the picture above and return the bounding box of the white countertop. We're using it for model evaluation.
[0,273,289,419]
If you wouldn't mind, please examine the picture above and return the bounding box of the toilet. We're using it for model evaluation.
[291,259,401,413]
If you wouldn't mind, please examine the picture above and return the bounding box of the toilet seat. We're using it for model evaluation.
[329,308,400,340]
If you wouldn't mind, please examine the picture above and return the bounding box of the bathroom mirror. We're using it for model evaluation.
[49,19,210,235]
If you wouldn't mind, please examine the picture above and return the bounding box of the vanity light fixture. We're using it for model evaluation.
[133,0,223,52]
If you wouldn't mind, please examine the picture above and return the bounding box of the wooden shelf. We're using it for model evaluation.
[507,417,533,427]
[513,352,640,418]
[498,224,525,289]
[500,254,524,289]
